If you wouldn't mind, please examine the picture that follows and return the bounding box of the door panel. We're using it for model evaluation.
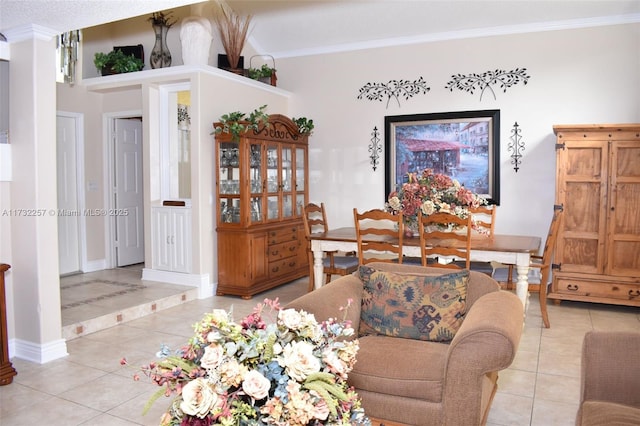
[57,115,80,275]
[115,118,144,266]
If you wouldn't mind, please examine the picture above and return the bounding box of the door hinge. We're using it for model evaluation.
[555,143,565,150]
[552,263,561,271]
[553,204,564,211]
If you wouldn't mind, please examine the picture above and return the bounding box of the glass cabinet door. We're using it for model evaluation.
[281,146,293,218]
[249,142,263,223]
[218,142,240,223]
[266,144,280,220]
[295,147,306,216]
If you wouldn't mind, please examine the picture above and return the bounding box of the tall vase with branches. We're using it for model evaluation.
[214,5,252,72]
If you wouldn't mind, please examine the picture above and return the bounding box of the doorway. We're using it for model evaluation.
[107,113,144,267]
[56,112,85,275]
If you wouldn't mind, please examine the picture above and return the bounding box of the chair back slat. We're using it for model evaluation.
[353,208,404,264]
[418,211,472,269]
[470,205,497,236]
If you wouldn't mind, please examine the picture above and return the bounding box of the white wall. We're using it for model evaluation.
[278,23,640,243]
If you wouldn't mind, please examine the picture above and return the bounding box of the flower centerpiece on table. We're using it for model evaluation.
[386,168,488,235]
[126,298,370,426]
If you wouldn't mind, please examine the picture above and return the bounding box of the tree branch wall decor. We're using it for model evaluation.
[445,68,530,101]
[508,122,525,172]
[369,126,382,171]
[357,77,430,108]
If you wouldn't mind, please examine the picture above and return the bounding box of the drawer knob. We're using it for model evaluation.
[271,250,279,256]
[629,290,640,298]
[289,261,296,267]
[567,284,579,291]
[272,266,279,273]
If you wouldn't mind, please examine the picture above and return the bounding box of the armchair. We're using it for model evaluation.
[576,331,640,426]
[286,262,524,426]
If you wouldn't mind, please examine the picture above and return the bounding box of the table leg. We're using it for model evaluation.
[312,248,324,291]
[515,253,531,312]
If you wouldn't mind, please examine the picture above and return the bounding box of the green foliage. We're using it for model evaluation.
[94,50,144,74]
[293,116,314,135]
[247,64,275,80]
[213,105,270,142]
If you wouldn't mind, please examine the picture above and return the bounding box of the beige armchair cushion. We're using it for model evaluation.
[576,331,640,426]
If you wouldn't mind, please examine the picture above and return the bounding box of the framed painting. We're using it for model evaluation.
[384,109,500,204]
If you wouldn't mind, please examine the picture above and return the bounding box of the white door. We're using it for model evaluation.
[115,118,144,266]
[57,115,80,274]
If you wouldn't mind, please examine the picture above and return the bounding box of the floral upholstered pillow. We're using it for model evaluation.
[358,265,469,342]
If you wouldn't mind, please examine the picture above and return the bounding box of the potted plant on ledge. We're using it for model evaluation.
[248,64,277,86]
[94,49,144,76]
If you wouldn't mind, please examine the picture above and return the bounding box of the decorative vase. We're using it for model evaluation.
[403,218,420,238]
[150,24,171,69]
[180,17,212,65]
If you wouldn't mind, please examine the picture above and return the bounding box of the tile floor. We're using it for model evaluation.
[1,269,639,425]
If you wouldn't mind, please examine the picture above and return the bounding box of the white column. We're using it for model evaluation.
[6,26,67,363]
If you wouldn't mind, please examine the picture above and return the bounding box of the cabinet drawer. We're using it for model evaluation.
[267,226,300,245]
[268,257,300,278]
[268,240,299,261]
[554,277,640,301]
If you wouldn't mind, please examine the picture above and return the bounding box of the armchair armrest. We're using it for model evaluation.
[442,291,524,423]
[580,331,640,408]
[285,274,363,327]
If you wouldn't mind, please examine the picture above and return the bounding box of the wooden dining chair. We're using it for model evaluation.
[465,205,499,275]
[418,211,472,269]
[353,208,404,264]
[302,203,359,292]
[528,207,563,328]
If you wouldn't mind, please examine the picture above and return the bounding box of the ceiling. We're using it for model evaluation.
[1,0,639,58]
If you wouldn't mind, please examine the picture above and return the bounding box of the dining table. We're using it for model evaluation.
[309,227,541,309]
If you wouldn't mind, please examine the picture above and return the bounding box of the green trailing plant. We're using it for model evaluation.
[213,105,270,142]
[248,64,275,80]
[94,50,144,74]
[293,117,314,136]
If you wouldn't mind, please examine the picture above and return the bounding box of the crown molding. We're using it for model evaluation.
[271,13,640,59]
[2,24,59,43]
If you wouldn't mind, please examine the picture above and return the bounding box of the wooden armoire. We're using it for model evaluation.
[214,115,309,299]
[549,124,640,307]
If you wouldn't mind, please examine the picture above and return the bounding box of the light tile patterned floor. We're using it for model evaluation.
[60,265,198,340]
[2,269,639,425]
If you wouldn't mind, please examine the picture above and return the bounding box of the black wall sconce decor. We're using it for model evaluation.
[445,68,530,101]
[369,126,382,171]
[357,76,430,108]
[508,122,525,172]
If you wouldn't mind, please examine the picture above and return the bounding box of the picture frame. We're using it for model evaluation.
[384,109,500,204]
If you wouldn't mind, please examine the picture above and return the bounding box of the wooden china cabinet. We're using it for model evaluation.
[214,114,309,299]
[549,124,640,307]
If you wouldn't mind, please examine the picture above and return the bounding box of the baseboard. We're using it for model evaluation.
[10,338,68,364]
[82,258,107,273]
[142,268,214,299]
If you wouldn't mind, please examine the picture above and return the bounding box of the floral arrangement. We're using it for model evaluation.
[386,168,487,233]
[125,298,370,426]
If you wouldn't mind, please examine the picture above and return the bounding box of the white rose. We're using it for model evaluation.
[421,200,435,215]
[388,196,401,211]
[278,308,303,330]
[180,378,218,418]
[200,343,224,370]
[279,340,321,381]
[322,349,348,379]
[242,370,271,400]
